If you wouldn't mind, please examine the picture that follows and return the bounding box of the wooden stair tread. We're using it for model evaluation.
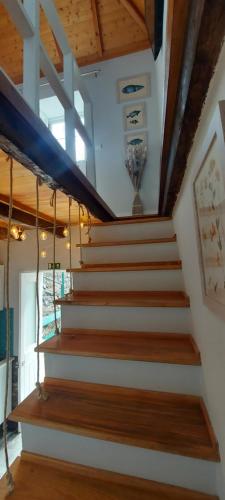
[77,235,177,247]
[9,378,219,462]
[88,216,172,227]
[56,290,190,308]
[0,452,218,500]
[36,330,201,365]
[70,260,182,272]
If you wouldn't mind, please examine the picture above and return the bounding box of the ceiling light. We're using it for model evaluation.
[10,225,27,241]
[10,225,18,237]
[63,226,69,237]
[40,230,48,241]
[65,241,71,250]
[41,250,47,258]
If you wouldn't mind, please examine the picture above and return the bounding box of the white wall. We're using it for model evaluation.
[173,40,225,498]
[83,49,161,216]
[0,228,80,355]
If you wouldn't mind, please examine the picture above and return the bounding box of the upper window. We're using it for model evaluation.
[40,91,86,162]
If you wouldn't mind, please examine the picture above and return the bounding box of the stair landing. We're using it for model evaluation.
[0,452,218,500]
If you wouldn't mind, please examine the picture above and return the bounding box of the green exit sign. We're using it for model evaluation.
[48,262,61,270]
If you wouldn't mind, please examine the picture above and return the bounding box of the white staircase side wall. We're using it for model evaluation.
[21,423,218,495]
[61,305,192,333]
[81,241,179,264]
[44,353,201,395]
[87,220,174,243]
[74,269,184,292]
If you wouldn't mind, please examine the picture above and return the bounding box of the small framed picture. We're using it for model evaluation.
[117,73,150,103]
[125,131,147,149]
[123,102,146,131]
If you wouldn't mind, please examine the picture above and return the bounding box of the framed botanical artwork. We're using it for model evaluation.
[123,102,146,131]
[194,100,225,314]
[125,131,147,149]
[117,73,150,103]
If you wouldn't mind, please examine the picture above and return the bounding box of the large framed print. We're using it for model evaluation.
[194,101,225,314]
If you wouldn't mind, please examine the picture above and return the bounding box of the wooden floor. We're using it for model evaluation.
[9,378,219,462]
[36,330,201,365]
[76,235,177,247]
[56,290,190,308]
[71,260,182,272]
[0,452,219,500]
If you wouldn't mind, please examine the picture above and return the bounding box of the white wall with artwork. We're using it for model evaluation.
[84,49,161,216]
[173,39,225,497]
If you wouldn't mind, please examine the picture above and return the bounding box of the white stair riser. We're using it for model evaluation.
[61,305,191,333]
[74,269,184,292]
[87,220,174,243]
[21,423,217,494]
[82,241,179,264]
[44,354,201,395]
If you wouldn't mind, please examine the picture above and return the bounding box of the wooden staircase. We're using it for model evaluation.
[4,217,220,498]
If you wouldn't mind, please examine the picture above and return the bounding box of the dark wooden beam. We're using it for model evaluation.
[0,227,7,240]
[0,200,64,238]
[160,0,225,215]
[91,0,104,57]
[0,70,115,222]
[158,0,190,213]
[119,0,148,35]
[145,0,164,59]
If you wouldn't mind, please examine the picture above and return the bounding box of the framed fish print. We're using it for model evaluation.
[125,131,147,149]
[193,100,225,316]
[123,102,146,131]
[117,74,150,103]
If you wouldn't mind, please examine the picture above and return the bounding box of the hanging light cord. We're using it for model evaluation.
[86,207,92,243]
[35,177,48,401]
[78,203,84,267]
[69,197,73,293]
[3,157,14,493]
[51,190,59,336]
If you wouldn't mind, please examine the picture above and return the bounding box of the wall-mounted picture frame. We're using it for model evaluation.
[125,131,147,149]
[193,100,225,316]
[123,102,146,131]
[117,73,150,103]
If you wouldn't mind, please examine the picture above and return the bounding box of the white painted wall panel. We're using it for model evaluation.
[173,40,225,498]
[21,423,218,494]
[44,353,201,395]
[74,269,184,291]
[61,305,191,333]
[88,220,174,242]
[82,241,179,264]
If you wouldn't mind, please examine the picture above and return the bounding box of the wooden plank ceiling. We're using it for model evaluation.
[0,0,150,228]
[0,0,150,84]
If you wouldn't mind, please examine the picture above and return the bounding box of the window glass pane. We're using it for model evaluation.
[75,130,85,162]
[51,121,65,150]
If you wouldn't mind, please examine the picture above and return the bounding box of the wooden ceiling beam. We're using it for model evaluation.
[0,69,115,222]
[160,0,225,215]
[0,194,64,228]
[0,197,64,237]
[74,40,150,69]
[119,0,148,35]
[0,227,7,240]
[91,0,103,57]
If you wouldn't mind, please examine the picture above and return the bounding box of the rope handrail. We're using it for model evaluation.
[35,177,48,401]
[3,156,14,493]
